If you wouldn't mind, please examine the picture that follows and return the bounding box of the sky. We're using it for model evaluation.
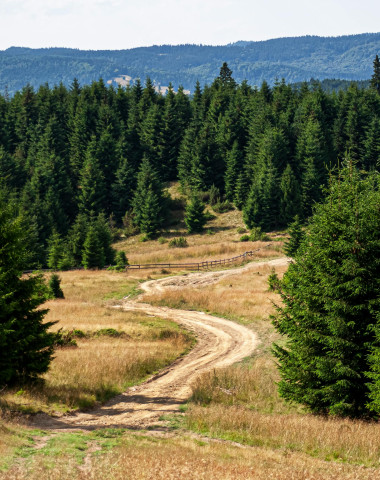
[0,0,379,51]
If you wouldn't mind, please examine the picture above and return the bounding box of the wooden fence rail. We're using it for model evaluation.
[24,245,272,274]
[124,245,272,271]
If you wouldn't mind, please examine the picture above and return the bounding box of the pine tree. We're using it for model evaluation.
[111,156,136,224]
[82,225,105,269]
[114,250,129,271]
[138,187,163,237]
[78,137,106,216]
[184,195,207,233]
[370,54,380,94]
[47,230,65,270]
[280,164,302,226]
[160,84,182,180]
[362,116,380,170]
[272,166,380,417]
[132,156,165,237]
[49,274,64,299]
[94,213,115,265]
[67,213,89,267]
[284,215,304,257]
[0,192,56,385]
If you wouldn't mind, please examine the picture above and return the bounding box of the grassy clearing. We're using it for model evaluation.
[2,430,379,480]
[0,270,193,414]
[116,205,284,266]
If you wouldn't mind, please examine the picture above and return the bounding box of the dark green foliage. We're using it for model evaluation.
[185,195,207,233]
[240,234,250,242]
[0,193,56,385]
[284,215,304,257]
[82,225,105,269]
[94,213,116,265]
[268,268,281,292]
[280,164,302,226]
[132,156,165,237]
[113,250,128,271]
[49,274,64,299]
[78,137,106,216]
[272,166,380,417]
[370,54,380,94]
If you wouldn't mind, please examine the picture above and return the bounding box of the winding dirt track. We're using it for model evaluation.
[31,257,288,431]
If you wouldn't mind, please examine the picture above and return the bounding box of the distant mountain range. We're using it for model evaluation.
[1,33,379,95]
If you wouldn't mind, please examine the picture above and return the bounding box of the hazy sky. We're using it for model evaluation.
[1,0,379,50]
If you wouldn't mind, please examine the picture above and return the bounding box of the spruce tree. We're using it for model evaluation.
[94,213,116,265]
[272,166,380,417]
[132,156,165,237]
[370,54,380,94]
[49,274,64,299]
[82,225,105,269]
[0,193,56,385]
[47,230,65,270]
[284,215,304,257]
[224,141,243,202]
[184,195,207,233]
[78,137,106,216]
[111,156,136,224]
[280,164,302,226]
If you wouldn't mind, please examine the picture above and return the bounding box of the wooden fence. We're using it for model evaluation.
[125,245,272,271]
[24,245,273,274]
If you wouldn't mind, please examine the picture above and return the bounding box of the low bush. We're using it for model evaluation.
[169,237,188,248]
[240,234,250,242]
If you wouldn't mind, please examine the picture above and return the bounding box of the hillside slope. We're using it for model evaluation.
[1,32,379,94]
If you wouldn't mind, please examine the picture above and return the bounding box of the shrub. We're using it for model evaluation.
[169,237,188,248]
[249,226,270,241]
[158,236,168,244]
[209,185,220,206]
[114,250,128,271]
[268,268,281,292]
[240,234,250,242]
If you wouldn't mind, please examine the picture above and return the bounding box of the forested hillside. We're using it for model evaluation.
[1,32,380,94]
[0,61,379,270]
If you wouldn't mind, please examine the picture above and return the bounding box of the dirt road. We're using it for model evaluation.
[31,257,289,431]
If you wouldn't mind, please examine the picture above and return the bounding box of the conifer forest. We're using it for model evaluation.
[1,61,379,270]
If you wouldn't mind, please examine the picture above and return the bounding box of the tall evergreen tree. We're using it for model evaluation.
[78,137,106,216]
[0,192,56,385]
[273,166,380,417]
[184,195,207,233]
[132,156,165,236]
[280,163,302,226]
[82,224,105,269]
[111,156,136,223]
[370,54,380,94]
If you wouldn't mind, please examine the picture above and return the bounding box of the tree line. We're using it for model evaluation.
[0,60,380,269]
